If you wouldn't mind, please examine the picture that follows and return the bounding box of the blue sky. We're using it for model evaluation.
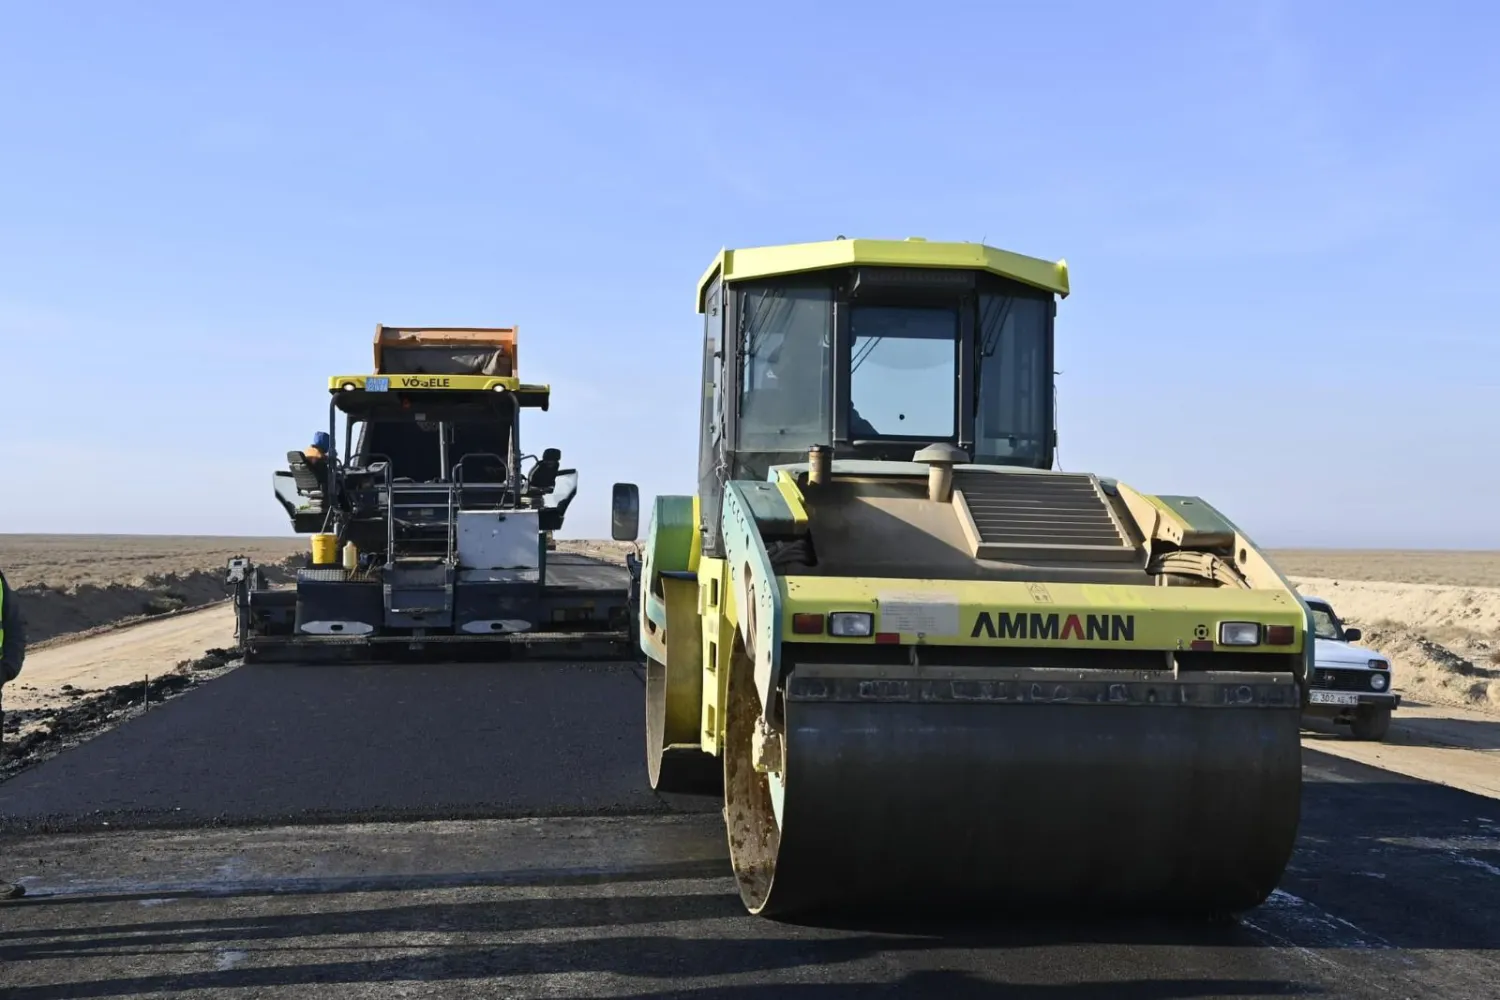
[1,1,1495,547]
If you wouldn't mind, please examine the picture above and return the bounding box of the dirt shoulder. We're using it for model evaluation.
[1304,701,1500,800]
[5,605,238,716]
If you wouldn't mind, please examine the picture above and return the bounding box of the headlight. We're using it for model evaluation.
[1370,672,1388,691]
[829,612,874,637]
[1219,621,1261,646]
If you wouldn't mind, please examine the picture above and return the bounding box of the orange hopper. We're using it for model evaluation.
[371,324,518,377]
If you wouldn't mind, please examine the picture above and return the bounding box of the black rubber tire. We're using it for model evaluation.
[645,656,721,795]
[1350,705,1392,741]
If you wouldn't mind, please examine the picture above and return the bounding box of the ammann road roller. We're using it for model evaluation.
[609,236,1313,919]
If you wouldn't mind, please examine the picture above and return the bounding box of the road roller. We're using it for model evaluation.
[609,236,1313,919]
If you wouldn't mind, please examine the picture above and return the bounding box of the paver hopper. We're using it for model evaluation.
[228,323,634,663]
[610,237,1313,919]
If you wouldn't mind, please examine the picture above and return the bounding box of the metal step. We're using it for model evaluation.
[383,563,455,626]
[953,470,1137,561]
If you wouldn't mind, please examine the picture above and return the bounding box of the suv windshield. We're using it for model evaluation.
[848,305,958,439]
[1308,604,1343,640]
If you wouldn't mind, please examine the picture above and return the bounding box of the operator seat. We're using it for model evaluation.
[286,450,325,498]
[529,448,561,494]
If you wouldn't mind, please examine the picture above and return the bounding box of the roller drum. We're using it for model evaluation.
[725,661,1303,919]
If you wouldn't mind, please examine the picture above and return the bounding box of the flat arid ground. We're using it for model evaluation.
[1270,548,1500,588]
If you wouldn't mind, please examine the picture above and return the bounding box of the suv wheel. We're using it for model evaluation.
[1350,704,1392,741]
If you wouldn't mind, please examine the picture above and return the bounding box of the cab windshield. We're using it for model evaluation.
[849,305,957,439]
[729,272,1055,476]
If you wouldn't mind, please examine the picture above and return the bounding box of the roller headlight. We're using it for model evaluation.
[1370,672,1389,691]
[829,612,874,637]
[1218,621,1261,646]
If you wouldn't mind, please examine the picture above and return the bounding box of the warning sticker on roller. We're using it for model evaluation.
[877,592,961,636]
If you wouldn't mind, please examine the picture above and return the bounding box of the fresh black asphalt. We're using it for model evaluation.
[0,659,717,832]
[1,658,1498,997]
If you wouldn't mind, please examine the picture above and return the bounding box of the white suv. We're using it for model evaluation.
[1300,595,1399,740]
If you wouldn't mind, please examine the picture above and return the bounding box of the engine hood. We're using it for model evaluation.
[1315,637,1388,668]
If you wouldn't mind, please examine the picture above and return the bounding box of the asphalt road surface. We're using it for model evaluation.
[3,658,1499,998]
[0,660,713,831]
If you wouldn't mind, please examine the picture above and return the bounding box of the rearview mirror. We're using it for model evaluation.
[1343,626,1362,642]
[611,482,640,541]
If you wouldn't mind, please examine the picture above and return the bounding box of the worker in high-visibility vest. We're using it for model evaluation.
[0,566,26,900]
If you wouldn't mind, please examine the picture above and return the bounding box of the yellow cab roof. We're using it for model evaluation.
[695,236,1069,312]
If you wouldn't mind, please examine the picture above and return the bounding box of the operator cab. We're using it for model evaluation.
[341,393,516,489]
[722,262,1056,481]
[272,372,577,550]
[328,384,574,518]
[627,237,1069,555]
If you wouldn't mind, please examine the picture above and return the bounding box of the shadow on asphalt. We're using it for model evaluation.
[0,968,1319,1000]
[0,891,1320,999]
[4,767,1495,997]
[6,857,734,907]
[648,979,1317,999]
[2,692,1499,996]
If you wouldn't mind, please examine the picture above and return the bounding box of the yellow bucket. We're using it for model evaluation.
[310,533,338,566]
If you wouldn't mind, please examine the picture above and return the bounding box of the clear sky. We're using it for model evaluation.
[2,1,1495,547]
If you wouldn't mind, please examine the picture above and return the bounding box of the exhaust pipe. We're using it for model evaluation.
[808,444,831,487]
[913,443,969,503]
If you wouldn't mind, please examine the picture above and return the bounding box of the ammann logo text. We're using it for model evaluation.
[970,611,1136,641]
